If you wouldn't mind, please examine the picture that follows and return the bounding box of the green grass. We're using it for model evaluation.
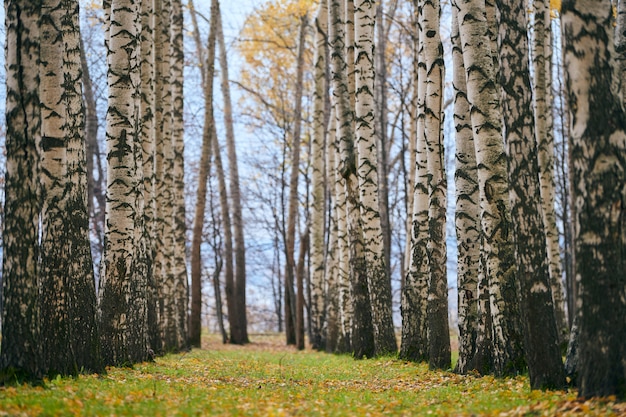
[1,334,624,416]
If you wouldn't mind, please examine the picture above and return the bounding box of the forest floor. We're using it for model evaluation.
[1,333,625,416]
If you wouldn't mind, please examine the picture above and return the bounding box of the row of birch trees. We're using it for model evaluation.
[302,0,625,398]
[1,0,191,379]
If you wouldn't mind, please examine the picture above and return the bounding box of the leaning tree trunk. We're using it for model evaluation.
[451,3,480,375]
[455,0,525,377]
[1,0,42,380]
[532,0,568,345]
[496,0,566,390]
[354,0,397,356]
[283,13,308,348]
[561,1,626,399]
[216,0,249,345]
[189,0,218,348]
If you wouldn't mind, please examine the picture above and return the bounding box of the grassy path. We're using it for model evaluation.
[1,334,624,416]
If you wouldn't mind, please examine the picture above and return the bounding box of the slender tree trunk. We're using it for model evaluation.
[354,0,397,356]
[400,2,429,362]
[326,113,344,353]
[1,0,42,380]
[216,0,249,345]
[189,0,218,348]
[139,0,159,356]
[561,1,626,399]
[170,0,189,351]
[284,14,309,347]
[419,0,451,370]
[310,0,329,352]
[296,230,309,350]
[532,0,568,345]
[451,3,480,375]
[375,2,392,284]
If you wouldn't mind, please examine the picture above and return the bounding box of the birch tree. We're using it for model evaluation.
[39,0,102,375]
[455,0,525,377]
[400,5,429,361]
[532,0,568,344]
[496,0,565,389]
[1,0,42,379]
[419,0,451,370]
[451,3,481,374]
[329,0,375,358]
[354,0,397,356]
[561,1,626,398]
[99,0,149,365]
[170,0,189,350]
[310,0,329,351]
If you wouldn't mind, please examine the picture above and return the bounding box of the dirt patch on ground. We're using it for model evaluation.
[202,333,305,353]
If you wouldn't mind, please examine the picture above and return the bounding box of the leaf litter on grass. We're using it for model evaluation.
[1,333,625,416]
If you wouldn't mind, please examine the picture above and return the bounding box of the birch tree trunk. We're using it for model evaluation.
[496,0,566,389]
[329,0,375,359]
[451,3,480,375]
[328,112,350,353]
[420,0,450,370]
[311,0,329,351]
[139,0,159,355]
[532,0,568,345]
[39,0,102,375]
[561,1,626,398]
[216,0,249,345]
[455,0,525,377]
[153,0,180,353]
[99,0,149,365]
[1,0,42,379]
[354,0,397,356]
[400,7,429,361]
[170,0,188,350]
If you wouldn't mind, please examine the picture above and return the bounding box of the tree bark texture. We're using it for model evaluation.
[451,3,480,375]
[496,0,566,389]
[400,10,429,362]
[532,0,569,345]
[100,0,149,365]
[170,0,189,351]
[1,0,42,379]
[561,1,626,399]
[354,0,397,356]
[455,0,525,377]
[310,0,329,352]
[39,0,102,375]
